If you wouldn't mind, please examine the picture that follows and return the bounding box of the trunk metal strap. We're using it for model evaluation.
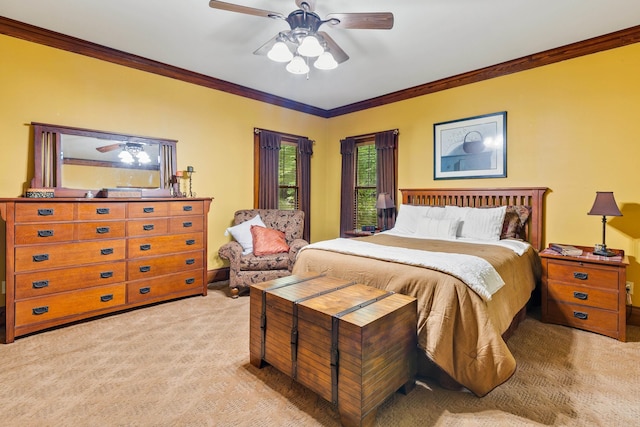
[330,291,395,405]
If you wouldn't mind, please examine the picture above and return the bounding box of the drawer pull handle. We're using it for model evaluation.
[139,287,151,294]
[32,306,49,315]
[183,221,193,228]
[33,254,49,262]
[140,244,151,251]
[96,226,110,234]
[32,280,49,289]
[100,271,113,279]
[96,208,110,215]
[185,258,195,265]
[143,207,154,214]
[573,272,588,280]
[139,266,151,273]
[185,278,195,285]
[38,229,54,237]
[186,239,196,246]
[573,291,588,300]
[100,294,114,302]
[143,224,154,231]
[573,311,588,320]
[183,205,193,212]
[37,208,53,216]
[101,248,114,255]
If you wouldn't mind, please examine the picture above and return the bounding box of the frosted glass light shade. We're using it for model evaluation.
[286,56,309,74]
[297,36,324,57]
[118,150,134,164]
[314,51,338,70]
[267,41,293,62]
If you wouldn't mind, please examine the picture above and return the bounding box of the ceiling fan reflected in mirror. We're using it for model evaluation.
[208,0,394,75]
[96,142,151,164]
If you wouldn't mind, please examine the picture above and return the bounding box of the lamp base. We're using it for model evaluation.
[593,248,617,257]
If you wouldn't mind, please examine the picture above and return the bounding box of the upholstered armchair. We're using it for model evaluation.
[219,209,308,297]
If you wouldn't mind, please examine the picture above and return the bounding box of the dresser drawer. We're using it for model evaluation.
[77,203,126,220]
[15,284,126,327]
[127,218,169,237]
[127,232,204,258]
[169,215,204,233]
[169,200,204,216]
[76,221,126,240]
[546,260,619,290]
[127,270,204,303]
[547,282,618,311]
[127,251,204,280]
[15,262,126,299]
[15,240,126,272]
[15,223,75,245]
[15,203,75,222]
[128,202,169,218]
[546,300,619,337]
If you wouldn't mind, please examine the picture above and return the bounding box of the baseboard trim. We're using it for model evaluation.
[207,267,229,284]
[629,305,640,326]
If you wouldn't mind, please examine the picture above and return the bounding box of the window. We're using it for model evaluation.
[278,142,298,210]
[355,142,377,228]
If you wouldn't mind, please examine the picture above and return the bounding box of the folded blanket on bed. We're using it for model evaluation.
[299,238,505,301]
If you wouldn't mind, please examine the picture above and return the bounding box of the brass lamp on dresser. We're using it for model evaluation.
[1,198,212,343]
[540,244,628,341]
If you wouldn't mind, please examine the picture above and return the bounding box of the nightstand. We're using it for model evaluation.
[343,229,379,238]
[540,244,628,341]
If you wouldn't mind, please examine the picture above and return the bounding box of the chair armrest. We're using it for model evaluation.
[288,238,309,270]
[219,241,244,266]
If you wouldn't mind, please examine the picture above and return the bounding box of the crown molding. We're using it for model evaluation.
[1,16,639,119]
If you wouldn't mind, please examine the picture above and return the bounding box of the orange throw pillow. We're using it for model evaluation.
[250,225,290,256]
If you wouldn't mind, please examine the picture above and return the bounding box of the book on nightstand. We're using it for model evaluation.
[549,243,583,256]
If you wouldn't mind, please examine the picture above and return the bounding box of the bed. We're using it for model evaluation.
[292,187,547,397]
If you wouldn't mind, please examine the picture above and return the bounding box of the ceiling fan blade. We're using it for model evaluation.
[324,12,394,30]
[208,1,285,20]
[318,31,349,64]
[295,0,316,12]
[96,143,122,153]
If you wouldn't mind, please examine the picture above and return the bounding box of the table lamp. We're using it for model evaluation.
[375,192,394,231]
[587,191,622,256]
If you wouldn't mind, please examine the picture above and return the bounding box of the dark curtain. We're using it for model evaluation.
[376,130,398,229]
[258,131,281,209]
[298,137,313,242]
[339,138,356,236]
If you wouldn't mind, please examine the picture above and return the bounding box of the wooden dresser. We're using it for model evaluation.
[540,244,628,341]
[1,197,212,343]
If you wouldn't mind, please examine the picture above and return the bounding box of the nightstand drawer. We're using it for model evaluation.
[547,282,618,311]
[546,300,619,337]
[546,260,618,290]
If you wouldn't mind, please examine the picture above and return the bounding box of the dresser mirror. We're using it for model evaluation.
[31,122,177,197]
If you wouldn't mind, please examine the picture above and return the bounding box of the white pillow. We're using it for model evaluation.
[224,214,266,255]
[415,218,460,239]
[393,204,446,234]
[444,205,506,241]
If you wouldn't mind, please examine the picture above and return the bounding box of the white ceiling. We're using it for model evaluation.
[2,0,640,111]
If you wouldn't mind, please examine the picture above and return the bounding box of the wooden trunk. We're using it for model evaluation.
[250,273,417,427]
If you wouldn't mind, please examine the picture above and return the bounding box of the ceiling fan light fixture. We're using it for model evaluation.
[267,41,293,62]
[297,35,324,57]
[314,51,338,70]
[286,55,310,74]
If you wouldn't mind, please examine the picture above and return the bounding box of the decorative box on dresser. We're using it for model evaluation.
[1,197,212,343]
[540,244,628,341]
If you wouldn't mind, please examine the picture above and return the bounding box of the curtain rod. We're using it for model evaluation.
[347,128,399,140]
[254,127,314,143]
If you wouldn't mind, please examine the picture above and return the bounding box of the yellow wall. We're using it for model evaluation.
[2,34,640,307]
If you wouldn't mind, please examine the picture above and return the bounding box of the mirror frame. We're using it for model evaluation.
[31,122,177,198]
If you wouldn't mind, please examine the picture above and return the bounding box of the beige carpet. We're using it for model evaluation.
[1,282,638,427]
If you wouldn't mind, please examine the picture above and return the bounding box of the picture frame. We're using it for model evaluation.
[433,111,507,180]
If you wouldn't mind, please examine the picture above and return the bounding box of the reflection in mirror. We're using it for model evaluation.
[31,123,177,198]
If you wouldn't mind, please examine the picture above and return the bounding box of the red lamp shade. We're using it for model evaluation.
[587,192,622,217]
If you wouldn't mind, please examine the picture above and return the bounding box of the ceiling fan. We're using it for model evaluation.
[208,0,394,74]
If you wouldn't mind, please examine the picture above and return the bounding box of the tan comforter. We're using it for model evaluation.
[292,234,541,396]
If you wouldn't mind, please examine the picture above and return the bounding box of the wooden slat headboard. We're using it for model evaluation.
[400,187,548,251]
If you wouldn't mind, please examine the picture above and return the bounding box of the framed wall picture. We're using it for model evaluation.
[434,111,507,180]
